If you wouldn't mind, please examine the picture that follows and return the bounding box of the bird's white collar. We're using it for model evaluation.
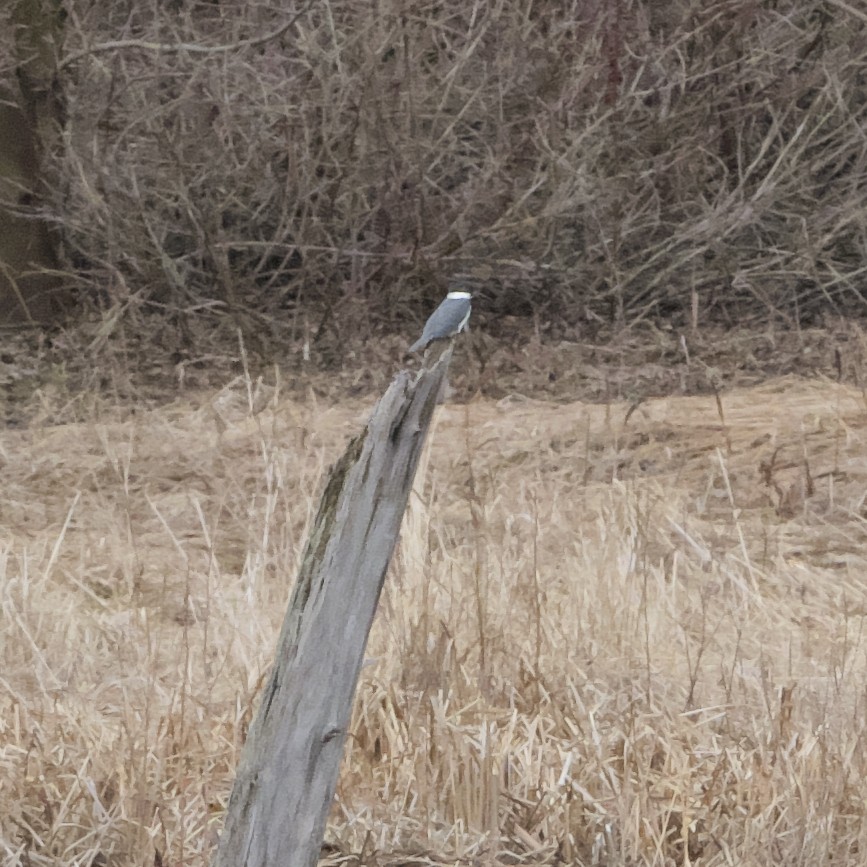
[447,291,472,299]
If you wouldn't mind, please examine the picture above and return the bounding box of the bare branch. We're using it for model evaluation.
[58,2,313,71]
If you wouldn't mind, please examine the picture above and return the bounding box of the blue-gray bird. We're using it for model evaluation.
[407,288,472,354]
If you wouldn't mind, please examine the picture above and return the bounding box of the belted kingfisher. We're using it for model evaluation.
[406,287,472,354]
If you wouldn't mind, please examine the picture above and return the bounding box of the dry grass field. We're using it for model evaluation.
[3,364,867,866]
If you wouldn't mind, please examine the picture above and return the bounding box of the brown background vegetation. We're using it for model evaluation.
[4,0,867,350]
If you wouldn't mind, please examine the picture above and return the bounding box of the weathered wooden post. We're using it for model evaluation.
[212,346,455,867]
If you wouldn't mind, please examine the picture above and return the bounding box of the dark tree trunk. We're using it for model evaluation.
[0,0,66,323]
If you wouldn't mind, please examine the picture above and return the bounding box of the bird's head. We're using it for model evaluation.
[447,273,486,300]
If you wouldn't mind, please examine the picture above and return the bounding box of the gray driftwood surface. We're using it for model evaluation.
[212,347,454,867]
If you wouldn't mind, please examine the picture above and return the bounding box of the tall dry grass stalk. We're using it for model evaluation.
[3,375,867,864]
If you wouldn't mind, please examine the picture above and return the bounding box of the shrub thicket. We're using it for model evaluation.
[53,0,867,329]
